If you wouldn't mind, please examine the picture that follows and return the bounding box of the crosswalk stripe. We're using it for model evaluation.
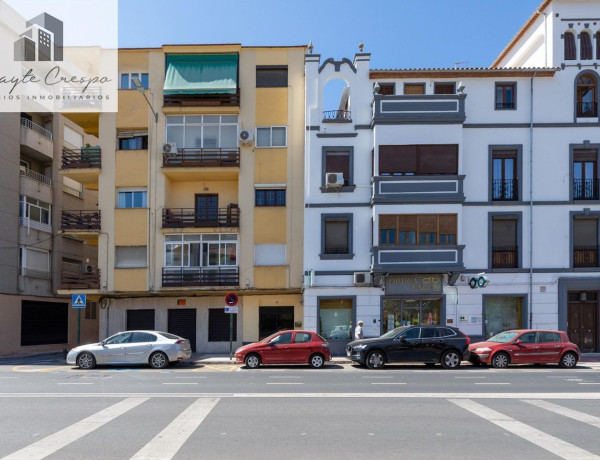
[130,398,219,460]
[2,397,147,460]
[524,400,600,429]
[449,399,600,460]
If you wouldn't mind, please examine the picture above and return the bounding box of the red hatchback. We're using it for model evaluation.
[469,329,580,368]
[234,330,331,369]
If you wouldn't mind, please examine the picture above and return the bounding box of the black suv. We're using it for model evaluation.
[346,325,470,369]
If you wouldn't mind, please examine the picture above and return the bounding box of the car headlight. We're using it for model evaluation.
[474,347,492,353]
[353,344,368,351]
[234,348,242,354]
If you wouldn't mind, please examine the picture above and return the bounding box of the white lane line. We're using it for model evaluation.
[474,382,511,385]
[266,382,303,385]
[269,376,301,379]
[370,383,406,385]
[57,383,94,385]
[455,377,486,379]
[175,376,207,379]
[130,398,219,460]
[579,383,600,385]
[449,399,600,460]
[524,400,600,429]
[162,383,198,385]
[2,397,147,460]
[362,376,393,379]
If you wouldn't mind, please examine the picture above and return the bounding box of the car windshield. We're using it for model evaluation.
[261,332,282,343]
[380,326,408,340]
[488,331,520,343]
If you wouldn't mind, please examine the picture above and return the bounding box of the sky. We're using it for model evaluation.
[119,0,544,69]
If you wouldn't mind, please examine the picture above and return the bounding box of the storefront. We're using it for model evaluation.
[482,296,526,339]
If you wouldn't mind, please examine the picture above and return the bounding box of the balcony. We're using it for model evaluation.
[372,94,466,124]
[322,110,352,123]
[492,179,518,201]
[162,148,240,182]
[20,169,53,204]
[372,175,465,204]
[164,89,240,107]
[492,246,518,269]
[61,210,101,234]
[573,179,600,200]
[20,117,53,159]
[60,269,100,290]
[577,102,598,118]
[60,146,101,189]
[163,207,240,229]
[371,245,465,273]
[574,246,599,268]
[162,267,239,288]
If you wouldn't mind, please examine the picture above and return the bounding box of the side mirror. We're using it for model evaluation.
[100,340,107,346]
[514,339,523,345]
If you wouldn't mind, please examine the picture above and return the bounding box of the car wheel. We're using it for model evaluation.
[440,350,461,369]
[149,351,168,369]
[491,352,510,369]
[245,353,261,369]
[559,352,578,368]
[366,350,386,369]
[77,352,96,369]
[309,353,325,369]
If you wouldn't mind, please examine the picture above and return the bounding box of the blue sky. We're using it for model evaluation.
[119,0,543,69]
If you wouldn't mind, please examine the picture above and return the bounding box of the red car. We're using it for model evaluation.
[234,330,331,369]
[469,329,580,368]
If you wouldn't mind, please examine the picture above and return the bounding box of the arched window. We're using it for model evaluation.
[322,78,350,121]
[580,31,593,60]
[576,73,597,117]
[596,31,600,60]
[564,32,576,60]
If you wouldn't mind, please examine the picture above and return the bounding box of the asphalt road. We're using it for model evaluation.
[1,359,600,459]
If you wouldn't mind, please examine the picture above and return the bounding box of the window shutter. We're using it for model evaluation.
[397,215,417,232]
[439,215,457,235]
[573,219,598,245]
[580,32,593,60]
[379,215,397,230]
[325,151,350,181]
[418,215,437,233]
[418,145,458,175]
[565,32,576,60]
[379,145,417,175]
[492,219,517,246]
[574,149,597,162]
[325,221,349,254]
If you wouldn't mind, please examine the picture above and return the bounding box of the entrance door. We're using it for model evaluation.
[568,291,598,352]
[259,306,294,340]
[195,194,218,225]
[168,309,197,352]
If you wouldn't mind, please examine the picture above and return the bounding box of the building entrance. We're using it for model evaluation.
[568,291,598,352]
[259,306,294,340]
[382,298,441,334]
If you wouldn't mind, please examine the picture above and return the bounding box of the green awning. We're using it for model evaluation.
[164,54,238,95]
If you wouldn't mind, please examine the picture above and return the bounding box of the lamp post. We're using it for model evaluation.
[131,77,158,123]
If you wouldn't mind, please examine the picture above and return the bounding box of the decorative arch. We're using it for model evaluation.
[574,70,599,118]
[580,30,593,60]
[322,77,351,122]
[564,31,576,60]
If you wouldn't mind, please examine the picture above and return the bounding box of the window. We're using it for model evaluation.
[270,332,292,344]
[19,246,50,278]
[106,332,132,345]
[404,83,425,95]
[564,32,576,60]
[377,83,395,95]
[208,308,237,341]
[597,32,600,60]
[576,73,597,118]
[539,332,561,343]
[256,126,286,147]
[254,244,286,266]
[62,177,83,199]
[492,150,518,201]
[256,66,288,87]
[379,145,458,176]
[491,218,518,268]
[519,332,537,344]
[117,189,147,208]
[164,234,237,268]
[580,32,593,60]
[118,135,148,150]
[323,147,353,187]
[421,328,441,338]
[115,246,147,268]
[19,196,51,230]
[573,218,599,268]
[322,214,353,258]
[573,149,598,200]
[434,83,455,94]
[483,297,523,337]
[255,189,286,206]
[63,125,83,149]
[85,301,97,320]
[130,332,156,343]
[120,72,149,89]
[319,298,353,341]
[294,333,312,343]
[378,214,457,246]
[166,115,238,149]
[495,82,516,109]
[399,327,421,339]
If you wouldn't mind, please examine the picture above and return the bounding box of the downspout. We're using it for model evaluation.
[529,72,537,328]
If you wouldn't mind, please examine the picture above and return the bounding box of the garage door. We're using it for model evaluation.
[21,300,68,346]
[208,308,237,342]
[168,309,197,352]
[126,309,155,331]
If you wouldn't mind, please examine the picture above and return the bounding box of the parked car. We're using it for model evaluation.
[346,325,470,369]
[469,329,580,368]
[66,330,192,369]
[328,325,352,340]
[235,330,331,369]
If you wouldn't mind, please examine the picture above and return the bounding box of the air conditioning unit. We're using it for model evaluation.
[326,172,344,188]
[354,272,371,286]
[81,263,94,274]
[238,130,253,144]
[162,142,178,155]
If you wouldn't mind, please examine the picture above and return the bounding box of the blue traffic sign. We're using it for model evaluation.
[72,294,87,308]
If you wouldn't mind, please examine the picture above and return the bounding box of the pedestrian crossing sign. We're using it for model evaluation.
[72,294,86,308]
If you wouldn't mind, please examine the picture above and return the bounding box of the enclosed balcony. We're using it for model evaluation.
[162,207,240,228]
[163,148,240,168]
[372,94,466,124]
[60,269,101,290]
[371,245,465,273]
[20,168,52,204]
[20,116,53,159]
[60,146,101,189]
[162,267,239,288]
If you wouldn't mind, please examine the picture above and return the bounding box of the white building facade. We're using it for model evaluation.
[303,0,600,355]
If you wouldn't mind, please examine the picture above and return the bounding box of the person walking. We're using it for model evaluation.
[354,320,364,340]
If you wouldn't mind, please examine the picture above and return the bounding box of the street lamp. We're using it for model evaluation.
[131,77,158,123]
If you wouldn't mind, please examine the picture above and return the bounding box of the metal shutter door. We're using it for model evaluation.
[168,309,197,352]
[21,301,68,346]
[126,309,155,331]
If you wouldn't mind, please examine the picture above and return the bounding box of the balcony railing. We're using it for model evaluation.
[62,146,101,169]
[164,89,240,107]
[163,207,240,228]
[577,102,598,118]
[20,168,52,187]
[60,269,100,289]
[492,246,518,268]
[574,246,599,268]
[573,179,600,200]
[492,179,518,201]
[20,117,52,140]
[162,267,239,287]
[163,148,240,167]
[322,110,351,121]
[61,210,101,231]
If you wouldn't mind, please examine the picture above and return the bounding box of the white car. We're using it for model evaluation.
[66,330,192,369]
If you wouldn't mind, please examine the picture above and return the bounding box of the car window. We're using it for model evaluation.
[518,332,537,344]
[398,327,420,340]
[130,332,157,343]
[421,328,440,338]
[271,332,293,345]
[439,328,457,337]
[157,332,181,340]
[105,332,131,345]
[539,332,561,343]
[294,333,312,343]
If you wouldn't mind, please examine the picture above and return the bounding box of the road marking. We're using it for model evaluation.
[266,382,303,385]
[130,398,219,460]
[57,383,94,385]
[162,383,198,385]
[1,397,147,460]
[579,383,600,385]
[362,376,393,379]
[454,377,486,379]
[523,400,600,429]
[269,376,302,379]
[449,399,600,460]
[370,383,406,385]
[474,382,511,385]
[175,376,207,379]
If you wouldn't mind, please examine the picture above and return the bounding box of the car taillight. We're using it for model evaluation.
[466,337,471,346]
[175,340,185,344]
[321,343,330,348]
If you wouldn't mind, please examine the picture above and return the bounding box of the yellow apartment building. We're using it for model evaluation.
[59,44,305,352]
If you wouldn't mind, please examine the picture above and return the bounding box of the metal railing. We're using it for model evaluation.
[492,246,518,268]
[492,179,518,201]
[573,178,600,200]
[62,146,102,169]
[577,102,598,118]
[164,89,240,107]
[20,168,52,187]
[323,110,352,121]
[162,148,240,167]
[61,210,101,231]
[60,269,100,289]
[162,207,240,228]
[573,246,599,268]
[20,117,52,140]
[162,267,239,287]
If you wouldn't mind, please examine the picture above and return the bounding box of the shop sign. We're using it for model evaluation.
[385,274,443,295]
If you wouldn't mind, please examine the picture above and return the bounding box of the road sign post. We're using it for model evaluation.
[72,294,86,346]
[224,293,239,360]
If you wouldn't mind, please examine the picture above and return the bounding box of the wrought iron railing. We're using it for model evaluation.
[492,179,518,201]
[492,246,518,268]
[60,269,100,289]
[61,210,101,231]
[577,102,598,118]
[573,246,599,268]
[162,148,240,167]
[20,117,52,140]
[62,146,101,169]
[162,207,240,228]
[573,178,600,200]
[162,267,239,287]
[323,110,352,121]
[20,168,52,187]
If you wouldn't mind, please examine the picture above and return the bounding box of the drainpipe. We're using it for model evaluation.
[529,72,537,328]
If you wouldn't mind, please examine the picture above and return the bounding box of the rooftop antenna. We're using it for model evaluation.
[454,61,469,69]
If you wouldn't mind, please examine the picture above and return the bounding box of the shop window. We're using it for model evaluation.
[319,298,353,341]
[382,298,440,334]
[379,144,457,176]
[483,297,523,338]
